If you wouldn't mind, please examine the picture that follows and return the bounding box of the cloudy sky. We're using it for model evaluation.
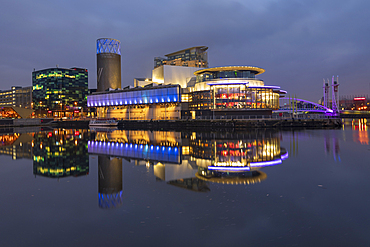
[1,0,369,102]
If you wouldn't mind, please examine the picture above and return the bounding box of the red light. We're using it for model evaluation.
[48,132,52,137]
[74,110,79,113]
[354,97,366,101]
[48,111,52,113]
[74,131,80,136]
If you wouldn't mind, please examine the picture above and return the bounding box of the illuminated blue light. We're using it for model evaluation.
[156,99,158,103]
[120,101,123,105]
[130,144,133,148]
[162,147,165,151]
[156,146,159,150]
[135,144,138,149]
[150,99,153,103]
[125,101,127,104]
[174,147,178,152]
[167,98,170,102]
[150,145,154,150]
[161,98,164,102]
[140,144,143,149]
[125,143,128,148]
[129,101,132,104]
[174,97,177,102]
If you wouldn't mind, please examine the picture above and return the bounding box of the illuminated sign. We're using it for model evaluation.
[354,97,366,101]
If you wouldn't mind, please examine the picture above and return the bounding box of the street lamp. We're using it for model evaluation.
[39,101,42,117]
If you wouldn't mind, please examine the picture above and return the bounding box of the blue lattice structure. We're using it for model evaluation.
[97,38,121,55]
[98,191,123,209]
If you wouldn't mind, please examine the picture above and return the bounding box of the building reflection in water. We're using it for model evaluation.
[189,131,288,185]
[0,133,33,160]
[32,129,89,179]
[88,129,288,190]
[98,156,123,209]
[351,119,369,145]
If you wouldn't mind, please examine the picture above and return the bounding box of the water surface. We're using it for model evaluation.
[0,119,369,247]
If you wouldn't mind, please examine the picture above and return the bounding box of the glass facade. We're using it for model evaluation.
[192,67,281,111]
[212,85,280,110]
[32,67,88,117]
[196,70,259,83]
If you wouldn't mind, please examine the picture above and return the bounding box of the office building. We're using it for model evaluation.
[0,86,32,108]
[32,67,88,118]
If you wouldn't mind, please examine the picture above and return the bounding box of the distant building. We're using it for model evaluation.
[0,86,32,109]
[32,67,88,118]
[154,46,208,69]
[339,95,369,110]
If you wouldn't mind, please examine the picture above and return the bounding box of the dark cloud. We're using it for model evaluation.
[1,0,369,101]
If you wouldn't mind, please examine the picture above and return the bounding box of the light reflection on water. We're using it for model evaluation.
[0,119,369,246]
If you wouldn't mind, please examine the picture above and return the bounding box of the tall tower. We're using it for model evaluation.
[96,38,121,92]
[323,79,330,108]
[331,76,339,114]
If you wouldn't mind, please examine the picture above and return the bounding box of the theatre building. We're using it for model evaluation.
[88,65,285,120]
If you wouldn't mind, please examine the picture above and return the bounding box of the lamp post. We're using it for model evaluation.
[39,101,42,118]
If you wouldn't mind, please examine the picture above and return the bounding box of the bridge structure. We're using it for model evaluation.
[277,97,335,115]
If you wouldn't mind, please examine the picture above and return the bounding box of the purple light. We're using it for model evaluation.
[281,152,289,160]
[250,159,282,167]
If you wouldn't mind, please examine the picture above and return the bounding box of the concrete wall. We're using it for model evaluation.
[152,65,198,88]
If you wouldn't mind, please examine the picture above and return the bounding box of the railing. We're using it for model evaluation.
[182,114,339,120]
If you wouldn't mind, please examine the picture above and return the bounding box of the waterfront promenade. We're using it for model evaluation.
[0,114,342,131]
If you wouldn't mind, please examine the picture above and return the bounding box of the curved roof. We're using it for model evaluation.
[194,66,265,76]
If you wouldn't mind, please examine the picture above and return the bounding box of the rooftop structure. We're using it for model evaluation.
[154,46,208,68]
